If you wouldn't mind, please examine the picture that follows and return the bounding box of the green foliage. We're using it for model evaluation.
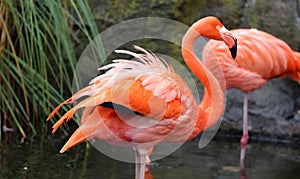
[0,0,104,141]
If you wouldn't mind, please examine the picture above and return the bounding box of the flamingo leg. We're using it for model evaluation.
[134,146,148,179]
[240,93,249,170]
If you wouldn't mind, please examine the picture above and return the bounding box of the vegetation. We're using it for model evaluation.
[0,0,104,141]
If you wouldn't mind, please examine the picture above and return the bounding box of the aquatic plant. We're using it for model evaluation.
[0,0,104,141]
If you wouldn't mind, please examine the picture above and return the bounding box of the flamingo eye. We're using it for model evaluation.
[216,25,221,30]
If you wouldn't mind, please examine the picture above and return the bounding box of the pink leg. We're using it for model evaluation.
[240,93,249,172]
[134,146,148,179]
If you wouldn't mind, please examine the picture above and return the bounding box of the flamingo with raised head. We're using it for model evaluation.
[47,16,237,179]
[202,28,300,170]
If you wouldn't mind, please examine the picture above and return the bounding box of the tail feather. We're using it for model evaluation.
[60,126,99,153]
[51,89,112,133]
[49,81,135,134]
[46,86,92,121]
[59,123,98,153]
[59,107,111,153]
[60,128,87,153]
[60,107,102,153]
[52,109,75,133]
[46,98,72,121]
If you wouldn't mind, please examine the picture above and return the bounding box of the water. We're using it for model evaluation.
[1,137,300,179]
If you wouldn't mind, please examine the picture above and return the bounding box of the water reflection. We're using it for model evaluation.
[1,137,300,178]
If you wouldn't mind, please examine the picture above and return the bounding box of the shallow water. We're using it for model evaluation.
[1,137,300,179]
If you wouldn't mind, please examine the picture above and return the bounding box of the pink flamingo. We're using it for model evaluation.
[47,16,237,179]
[202,28,300,170]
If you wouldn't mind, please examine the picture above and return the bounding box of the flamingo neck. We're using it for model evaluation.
[181,27,225,138]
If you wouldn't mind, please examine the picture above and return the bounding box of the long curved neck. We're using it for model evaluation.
[181,27,225,138]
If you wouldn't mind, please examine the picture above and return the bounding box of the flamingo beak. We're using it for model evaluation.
[226,33,237,59]
[220,27,237,59]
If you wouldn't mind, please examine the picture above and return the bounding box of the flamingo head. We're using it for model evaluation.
[192,16,237,59]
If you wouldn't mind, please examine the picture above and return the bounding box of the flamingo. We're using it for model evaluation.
[202,28,300,170]
[47,16,237,179]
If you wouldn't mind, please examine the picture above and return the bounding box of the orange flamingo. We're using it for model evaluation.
[202,28,300,169]
[47,16,237,179]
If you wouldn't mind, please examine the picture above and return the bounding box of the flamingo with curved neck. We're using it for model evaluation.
[47,16,237,179]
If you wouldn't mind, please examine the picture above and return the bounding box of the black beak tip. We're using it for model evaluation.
[230,39,237,59]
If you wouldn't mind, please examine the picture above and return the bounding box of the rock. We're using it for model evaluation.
[220,78,300,141]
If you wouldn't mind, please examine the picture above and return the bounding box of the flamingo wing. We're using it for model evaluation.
[47,46,197,150]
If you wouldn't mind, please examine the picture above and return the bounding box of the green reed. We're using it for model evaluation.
[0,0,105,141]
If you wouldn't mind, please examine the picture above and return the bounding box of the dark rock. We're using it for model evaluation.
[220,78,300,141]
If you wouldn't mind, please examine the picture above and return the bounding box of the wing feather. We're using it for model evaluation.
[48,46,186,132]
